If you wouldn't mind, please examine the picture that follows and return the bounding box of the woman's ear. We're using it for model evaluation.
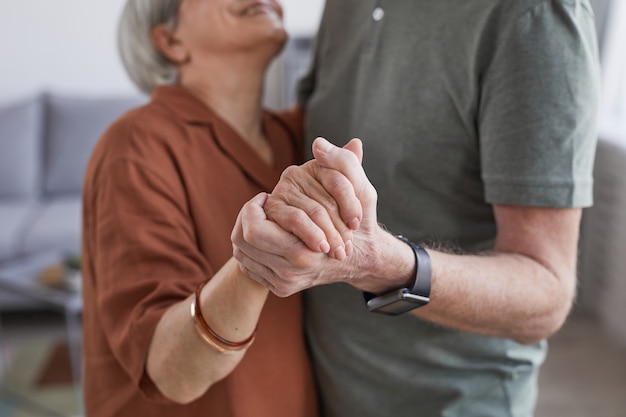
[150,24,189,64]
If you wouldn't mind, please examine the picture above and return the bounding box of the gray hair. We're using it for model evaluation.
[118,0,182,94]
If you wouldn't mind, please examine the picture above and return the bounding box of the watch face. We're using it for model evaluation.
[366,289,429,315]
[374,299,424,315]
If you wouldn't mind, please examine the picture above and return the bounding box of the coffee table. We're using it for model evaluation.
[0,251,83,414]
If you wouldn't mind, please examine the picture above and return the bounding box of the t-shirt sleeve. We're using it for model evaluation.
[92,157,214,402]
[479,1,600,207]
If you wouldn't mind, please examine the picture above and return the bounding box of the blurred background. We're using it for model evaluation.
[0,1,624,416]
[0,0,323,105]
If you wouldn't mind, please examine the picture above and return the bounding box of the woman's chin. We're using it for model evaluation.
[263,27,288,55]
[273,28,288,46]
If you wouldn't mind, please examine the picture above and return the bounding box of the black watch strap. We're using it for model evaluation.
[396,235,431,299]
[363,235,432,315]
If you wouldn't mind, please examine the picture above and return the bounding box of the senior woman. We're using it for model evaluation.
[80,1,352,416]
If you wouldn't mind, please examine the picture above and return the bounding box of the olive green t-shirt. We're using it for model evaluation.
[298,1,599,416]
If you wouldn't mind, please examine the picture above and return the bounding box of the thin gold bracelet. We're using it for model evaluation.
[190,280,257,354]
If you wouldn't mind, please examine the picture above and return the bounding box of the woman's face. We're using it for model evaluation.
[174,0,286,59]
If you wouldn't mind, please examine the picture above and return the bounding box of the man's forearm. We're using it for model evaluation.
[235,137,579,345]
[351,222,576,345]
[414,249,575,344]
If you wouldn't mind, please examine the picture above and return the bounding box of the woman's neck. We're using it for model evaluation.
[180,54,269,146]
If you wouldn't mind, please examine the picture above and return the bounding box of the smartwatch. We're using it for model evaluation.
[364,235,431,315]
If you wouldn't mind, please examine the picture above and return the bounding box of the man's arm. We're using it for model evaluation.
[360,204,579,345]
[233,140,579,344]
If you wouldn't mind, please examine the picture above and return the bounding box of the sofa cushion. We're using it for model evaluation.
[21,198,82,257]
[0,95,42,199]
[43,94,146,196]
[0,202,36,262]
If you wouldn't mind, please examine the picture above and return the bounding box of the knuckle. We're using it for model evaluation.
[314,192,340,215]
[280,165,300,181]
[263,199,284,222]
[367,184,378,202]
[358,183,378,206]
[326,174,352,195]
[292,251,314,269]
[275,289,290,298]
[332,149,357,169]
[347,151,360,165]
[273,281,291,298]
[242,221,262,243]
[307,204,329,222]
[286,209,309,228]
[231,229,240,245]
[264,194,278,210]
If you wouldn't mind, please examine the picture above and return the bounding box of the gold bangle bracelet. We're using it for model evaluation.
[190,280,257,354]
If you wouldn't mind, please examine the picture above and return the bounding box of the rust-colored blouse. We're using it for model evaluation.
[81,86,317,417]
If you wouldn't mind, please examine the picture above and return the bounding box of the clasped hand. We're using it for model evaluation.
[231,137,380,297]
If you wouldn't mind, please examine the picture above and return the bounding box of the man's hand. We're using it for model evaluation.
[232,138,385,297]
[263,138,367,260]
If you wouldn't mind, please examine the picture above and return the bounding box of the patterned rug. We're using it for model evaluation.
[0,339,80,417]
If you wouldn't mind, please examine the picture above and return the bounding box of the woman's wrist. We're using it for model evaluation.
[192,280,257,353]
[229,257,270,295]
[195,258,268,345]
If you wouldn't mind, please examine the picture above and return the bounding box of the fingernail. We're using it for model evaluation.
[345,240,353,257]
[334,246,346,261]
[319,240,330,254]
[316,137,334,154]
[348,217,360,230]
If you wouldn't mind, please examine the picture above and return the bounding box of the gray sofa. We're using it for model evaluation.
[0,92,145,309]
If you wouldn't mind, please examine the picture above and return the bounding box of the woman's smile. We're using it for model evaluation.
[238,0,282,18]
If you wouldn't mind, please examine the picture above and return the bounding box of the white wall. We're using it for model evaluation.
[0,0,325,105]
[599,0,626,144]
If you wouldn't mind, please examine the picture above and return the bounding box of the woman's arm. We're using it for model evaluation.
[89,158,273,405]
[146,256,268,404]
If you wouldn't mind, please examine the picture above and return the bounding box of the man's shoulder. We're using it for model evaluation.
[492,0,594,20]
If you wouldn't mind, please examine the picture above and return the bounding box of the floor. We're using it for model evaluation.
[535,311,626,417]
[0,311,80,417]
[0,309,624,416]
